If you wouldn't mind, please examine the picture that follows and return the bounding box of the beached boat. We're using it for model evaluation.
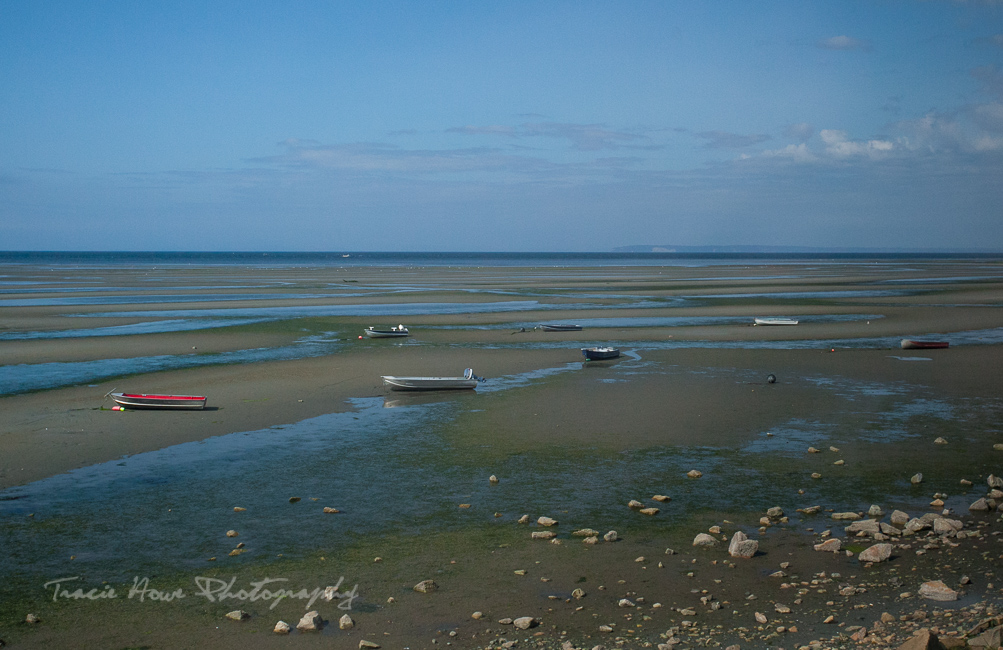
[364,325,409,338]
[108,392,207,410]
[754,317,799,326]
[539,324,583,331]
[582,346,620,361]
[901,339,949,350]
[381,368,484,391]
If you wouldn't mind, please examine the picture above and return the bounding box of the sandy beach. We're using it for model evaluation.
[3,257,1003,649]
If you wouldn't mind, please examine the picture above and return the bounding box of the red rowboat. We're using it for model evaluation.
[108,392,207,410]
[900,339,949,350]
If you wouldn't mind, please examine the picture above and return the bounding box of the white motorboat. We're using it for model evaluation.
[381,368,484,391]
[364,325,410,338]
[754,317,799,326]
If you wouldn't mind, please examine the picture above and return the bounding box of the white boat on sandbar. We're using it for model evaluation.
[108,392,207,410]
[539,324,583,331]
[364,325,410,338]
[381,368,484,391]
[754,317,799,326]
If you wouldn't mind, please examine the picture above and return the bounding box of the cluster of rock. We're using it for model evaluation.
[968,474,1003,512]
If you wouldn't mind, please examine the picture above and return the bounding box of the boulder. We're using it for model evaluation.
[918,580,959,601]
[890,510,910,525]
[693,533,718,546]
[728,531,758,558]
[814,538,841,552]
[846,519,881,535]
[989,474,1003,489]
[893,629,948,650]
[858,543,893,563]
[970,498,991,511]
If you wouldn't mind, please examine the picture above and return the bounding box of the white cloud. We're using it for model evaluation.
[819,130,894,157]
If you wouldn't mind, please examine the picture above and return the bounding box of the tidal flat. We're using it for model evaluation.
[2,256,1003,649]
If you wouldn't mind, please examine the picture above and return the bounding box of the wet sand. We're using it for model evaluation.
[3,259,1003,648]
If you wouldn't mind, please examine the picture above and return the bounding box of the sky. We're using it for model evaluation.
[2,1,1003,252]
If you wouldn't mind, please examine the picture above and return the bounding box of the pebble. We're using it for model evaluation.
[639,507,659,516]
[273,620,290,634]
[911,473,923,484]
[297,611,323,631]
[652,494,671,502]
[323,507,340,513]
[226,530,238,537]
[687,470,703,478]
[513,616,535,630]
[225,610,248,621]
[489,475,499,484]
[537,516,558,526]
[339,614,354,629]
[359,641,380,649]
[413,580,438,593]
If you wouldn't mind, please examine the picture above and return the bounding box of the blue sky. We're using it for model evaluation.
[2,1,1002,252]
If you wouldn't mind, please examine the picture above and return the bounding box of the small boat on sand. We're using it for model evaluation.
[901,339,949,350]
[108,392,207,410]
[381,368,484,391]
[754,317,799,326]
[364,325,410,338]
[540,324,583,331]
[582,346,620,361]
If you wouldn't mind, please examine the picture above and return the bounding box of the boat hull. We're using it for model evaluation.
[110,393,207,410]
[381,377,479,391]
[582,347,620,361]
[541,324,582,331]
[901,339,949,350]
[364,328,409,338]
[754,318,799,326]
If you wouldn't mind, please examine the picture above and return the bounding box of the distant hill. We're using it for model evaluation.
[612,245,1000,254]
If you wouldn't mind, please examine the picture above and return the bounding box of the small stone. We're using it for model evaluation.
[273,620,291,634]
[766,507,783,518]
[233,506,246,512]
[961,479,973,486]
[775,603,791,613]
[459,503,471,508]
[814,539,841,552]
[323,507,340,513]
[807,447,820,453]
[811,472,822,479]
[225,610,248,621]
[582,536,598,545]
[297,611,323,631]
[572,588,586,599]
[911,473,923,484]
[531,531,557,540]
[471,611,483,619]
[489,475,499,484]
[518,514,530,524]
[728,530,758,558]
[226,530,239,537]
[25,614,40,624]
[537,516,558,526]
[289,497,301,503]
[687,470,703,478]
[228,548,244,556]
[934,437,947,444]
[618,598,635,607]
[599,625,613,632]
[413,580,438,593]
[628,499,643,509]
[603,530,618,542]
[755,612,767,624]
[868,505,884,516]
[823,614,835,624]
[339,614,354,629]
[652,494,671,502]
[514,569,527,575]
[831,512,861,521]
[513,616,536,630]
[359,641,381,649]
[639,507,659,516]
[989,474,1003,489]
[572,528,600,537]
[834,459,845,465]
[498,617,513,625]
[890,509,910,525]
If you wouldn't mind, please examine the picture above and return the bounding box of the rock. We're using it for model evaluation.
[532,531,557,540]
[471,611,483,619]
[652,494,671,502]
[693,533,719,546]
[858,543,893,563]
[894,629,949,649]
[226,530,239,537]
[814,538,842,552]
[518,514,530,524]
[233,506,246,512]
[225,610,248,621]
[458,503,471,508]
[961,478,973,486]
[989,474,1003,489]
[628,499,643,509]
[599,625,614,632]
[573,528,600,536]
[687,470,703,478]
[323,507,340,513]
[970,498,991,511]
[934,437,947,444]
[289,496,301,503]
[273,620,291,634]
[297,611,323,631]
[582,536,598,545]
[413,580,438,593]
[755,612,767,623]
[799,505,822,515]
[513,616,536,630]
[933,518,962,534]
[572,588,586,599]
[25,613,40,624]
[639,507,659,516]
[537,516,558,526]
[995,444,1003,451]
[811,472,822,479]
[911,473,923,484]
[775,603,791,613]
[832,512,861,521]
[603,530,618,542]
[618,598,635,607]
[918,580,959,601]
[766,506,783,518]
[891,509,910,525]
[359,641,381,649]
[498,617,513,624]
[489,475,499,484]
[868,505,884,516]
[728,530,758,558]
[808,446,820,453]
[339,614,354,630]
[846,519,881,535]
[930,498,944,507]
[834,459,845,465]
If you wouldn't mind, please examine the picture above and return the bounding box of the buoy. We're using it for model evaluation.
[767,374,777,384]
[358,335,363,339]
